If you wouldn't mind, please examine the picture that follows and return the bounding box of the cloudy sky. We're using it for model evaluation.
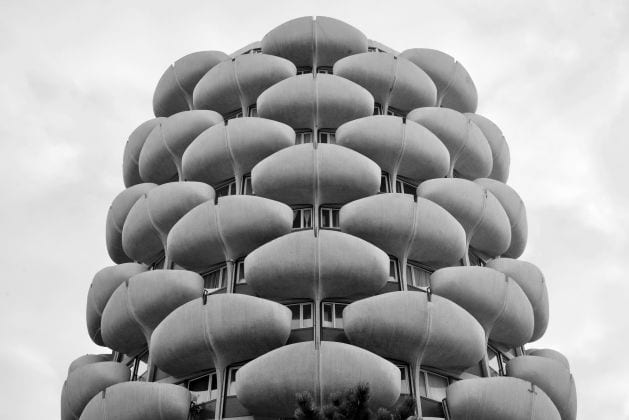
[1,0,627,418]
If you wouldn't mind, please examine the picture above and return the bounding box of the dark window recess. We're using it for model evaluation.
[398,364,412,395]
[317,66,333,74]
[215,179,237,197]
[149,253,166,270]
[468,249,486,267]
[380,172,391,193]
[295,129,314,144]
[248,48,262,54]
[202,264,228,292]
[248,106,258,117]
[224,109,243,120]
[322,302,347,329]
[241,175,253,195]
[386,106,405,117]
[319,207,340,230]
[287,302,314,329]
[292,207,313,230]
[487,346,510,376]
[395,177,417,195]
[223,366,251,418]
[296,67,312,75]
[373,103,383,115]
[187,372,218,420]
[128,350,149,381]
[234,260,246,285]
[406,261,433,290]
[318,130,336,144]
[389,257,400,283]
[418,369,450,402]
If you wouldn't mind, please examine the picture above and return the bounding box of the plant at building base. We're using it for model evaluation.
[294,383,417,420]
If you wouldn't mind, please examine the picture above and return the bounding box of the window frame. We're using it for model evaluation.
[234,259,246,285]
[201,263,228,293]
[405,260,434,291]
[389,256,400,284]
[127,349,149,382]
[286,302,314,330]
[292,205,314,230]
[321,301,348,329]
[241,174,253,195]
[296,66,312,75]
[215,178,237,198]
[418,368,450,402]
[380,171,391,193]
[295,129,314,145]
[319,205,340,230]
[183,370,219,406]
[395,176,418,195]
[317,129,336,144]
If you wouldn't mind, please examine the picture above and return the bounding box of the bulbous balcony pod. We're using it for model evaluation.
[122,118,164,187]
[139,110,224,183]
[121,181,215,265]
[526,348,570,370]
[153,50,229,117]
[236,341,401,417]
[336,116,450,190]
[61,361,130,420]
[261,16,368,71]
[465,113,511,182]
[417,178,511,259]
[86,263,146,346]
[486,258,549,341]
[400,48,478,113]
[67,354,112,374]
[193,53,296,117]
[507,355,577,420]
[407,107,492,179]
[333,52,437,115]
[444,377,561,420]
[79,382,191,420]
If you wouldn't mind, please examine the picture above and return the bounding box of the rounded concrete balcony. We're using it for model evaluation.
[193,53,296,115]
[445,377,560,420]
[486,258,549,342]
[121,182,215,265]
[252,143,380,206]
[182,117,294,188]
[100,280,146,354]
[153,50,228,117]
[333,52,437,114]
[150,294,291,377]
[139,110,223,183]
[400,48,478,113]
[105,183,157,264]
[86,263,146,346]
[407,107,492,179]
[61,361,129,420]
[340,193,466,268]
[526,348,570,370]
[166,195,293,272]
[344,291,485,370]
[245,229,389,300]
[67,354,112,375]
[79,382,191,420]
[466,113,510,182]
[336,116,450,184]
[261,16,368,69]
[236,341,400,417]
[417,178,511,258]
[122,118,164,187]
[431,266,534,346]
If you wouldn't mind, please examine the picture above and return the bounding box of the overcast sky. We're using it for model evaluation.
[1,0,627,418]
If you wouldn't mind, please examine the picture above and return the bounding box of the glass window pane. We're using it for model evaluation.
[426,373,448,401]
[292,210,301,229]
[321,209,330,227]
[242,177,252,195]
[322,304,333,327]
[289,305,301,329]
[398,366,411,395]
[303,208,312,228]
[380,174,389,193]
[189,375,210,404]
[227,368,238,396]
[406,265,413,285]
[487,348,500,376]
[389,259,399,282]
[417,372,427,397]
[334,304,345,328]
[235,261,245,284]
[209,374,218,400]
[332,209,339,228]
[302,304,313,327]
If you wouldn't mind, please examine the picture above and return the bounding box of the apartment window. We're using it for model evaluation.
[319,206,340,230]
[395,177,417,195]
[223,365,251,418]
[215,178,237,197]
[318,129,336,144]
[292,206,313,230]
[287,302,313,329]
[380,172,391,193]
[295,129,314,144]
[202,264,228,292]
[389,257,400,283]
[387,106,404,117]
[417,370,449,402]
[241,174,253,195]
[487,346,509,377]
[149,253,165,270]
[317,66,333,74]
[368,47,378,52]
[234,259,246,285]
[187,371,219,406]
[373,103,383,115]
[322,302,347,329]
[296,66,312,75]
[406,261,433,290]
[248,105,258,117]
[468,249,486,267]
[224,109,243,120]
[128,350,149,381]
[248,48,262,54]
[398,364,412,395]
[226,367,240,396]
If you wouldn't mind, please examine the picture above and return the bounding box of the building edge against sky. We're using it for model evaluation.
[60,16,577,420]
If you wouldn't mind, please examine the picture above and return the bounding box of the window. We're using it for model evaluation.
[187,372,219,405]
[248,48,262,54]
[295,129,314,144]
[318,129,336,144]
[389,257,400,283]
[202,264,228,292]
[468,249,486,267]
[487,346,510,376]
[380,172,390,193]
[224,109,243,120]
[373,103,383,115]
[317,66,333,74]
[387,106,404,117]
[296,66,312,75]
[395,177,417,195]
[322,302,347,329]
[215,178,237,197]
[223,365,251,418]
[128,350,149,381]
[226,366,240,397]
[368,47,378,52]
[234,259,246,285]
[241,174,253,195]
[417,370,449,402]
[319,206,340,230]
[406,261,432,290]
[398,364,412,395]
[292,206,313,230]
[149,253,165,270]
[247,105,258,117]
[287,302,313,329]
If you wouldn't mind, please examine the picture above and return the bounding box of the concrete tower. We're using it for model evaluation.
[61,16,577,420]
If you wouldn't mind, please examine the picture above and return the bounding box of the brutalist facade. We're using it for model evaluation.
[60,16,577,420]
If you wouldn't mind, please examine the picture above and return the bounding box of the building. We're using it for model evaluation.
[60,16,577,420]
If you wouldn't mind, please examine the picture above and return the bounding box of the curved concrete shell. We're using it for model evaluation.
[153,50,228,117]
[236,341,400,417]
[86,263,146,346]
[507,356,577,420]
[400,48,478,113]
[333,52,437,114]
[417,178,511,257]
[466,113,510,182]
[486,258,549,342]
[105,183,157,264]
[430,266,534,346]
[193,54,296,115]
[150,294,291,377]
[245,229,389,300]
[407,107,492,179]
[79,382,191,420]
[475,178,528,258]
[252,144,380,205]
[340,193,466,268]
[61,362,129,420]
[336,116,450,183]
[261,16,368,69]
[446,377,560,420]
[139,110,223,183]
[182,117,294,188]
[67,354,112,375]
[526,348,570,371]
[100,281,146,354]
[122,118,164,187]
[166,195,293,271]
[257,74,374,131]
[121,182,214,265]
[344,291,486,370]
